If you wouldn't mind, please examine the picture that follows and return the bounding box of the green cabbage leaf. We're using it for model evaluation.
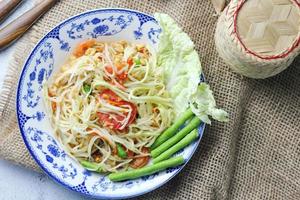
[155,13,228,124]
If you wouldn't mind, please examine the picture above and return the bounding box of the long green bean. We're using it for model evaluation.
[116,143,127,158]
[151,108,194,149]
[108,156,185,182]
[153,129,198,163]
[151,117,201,158]
[80,160,103,172]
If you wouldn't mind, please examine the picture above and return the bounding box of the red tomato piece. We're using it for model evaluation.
[127,57,133,66]
[98,89,137,130]
[97,112,124,130]
[73,39,96,57]
[104,62,129,86]
[104,66,114,75]
[126,149,134,158]
[118,101,137,125]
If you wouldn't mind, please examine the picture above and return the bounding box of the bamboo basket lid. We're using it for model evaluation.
[215,0,300,79]
[237,0,300,57]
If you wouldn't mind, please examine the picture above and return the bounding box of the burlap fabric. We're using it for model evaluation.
[0,0,299,199]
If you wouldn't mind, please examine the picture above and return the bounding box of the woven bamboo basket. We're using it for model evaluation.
[215,0,300,79]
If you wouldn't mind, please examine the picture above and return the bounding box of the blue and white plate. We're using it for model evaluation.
[16,9,205,199]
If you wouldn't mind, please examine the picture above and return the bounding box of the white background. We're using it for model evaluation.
[0,1,94,200]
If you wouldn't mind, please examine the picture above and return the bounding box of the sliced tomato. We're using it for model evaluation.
[104,61,130,86]
[126,149,134,158]
[130,147,150,169]
[117,72,128,82]
[73,39,96,57]
[127,57,133,66]
[97,112,124,130]
[104,66,114,75]
[118,101,137,125]
[98,89,137,130]
[105,66,128,83]
[115,62,128,83]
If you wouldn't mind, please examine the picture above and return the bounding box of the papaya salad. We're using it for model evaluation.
[43,13,228,178]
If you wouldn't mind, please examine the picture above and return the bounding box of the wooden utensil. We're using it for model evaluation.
[0,0,57,50]
[0,0,22,23]
[211,0,226,14]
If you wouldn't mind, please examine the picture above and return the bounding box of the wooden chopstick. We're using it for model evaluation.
[211,0,226,14]
[0,0,23,23]
[0,0,57,50]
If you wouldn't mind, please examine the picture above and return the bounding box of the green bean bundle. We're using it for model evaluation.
[151,109,194,149]
[153,129,199,163]
[151,117,201,158]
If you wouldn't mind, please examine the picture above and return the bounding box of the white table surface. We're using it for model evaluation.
[0,1,94,200]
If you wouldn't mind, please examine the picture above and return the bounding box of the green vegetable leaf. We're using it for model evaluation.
[190,83,229,124]
[154,13,228,123]
[134,58,141,65]
[117,143,127,158]
[83,83,91,94]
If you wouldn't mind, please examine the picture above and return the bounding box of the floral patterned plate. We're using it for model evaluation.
[16,8,205,199]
